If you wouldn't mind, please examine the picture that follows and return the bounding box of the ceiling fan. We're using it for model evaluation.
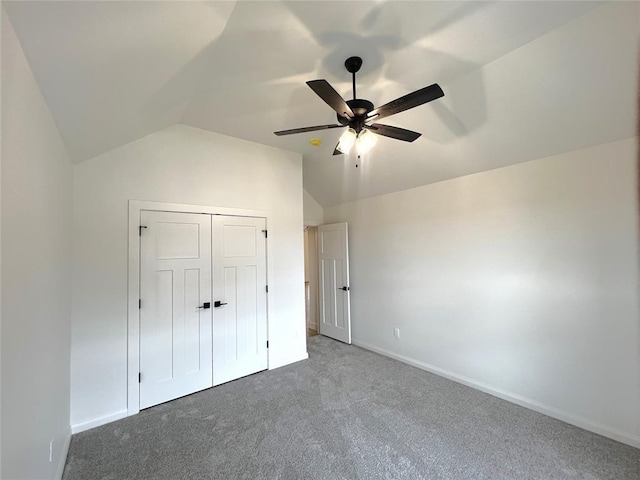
[274,56,444,156]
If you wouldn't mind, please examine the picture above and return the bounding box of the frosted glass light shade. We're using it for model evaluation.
[337,128,357,154]
[356,129,378,155]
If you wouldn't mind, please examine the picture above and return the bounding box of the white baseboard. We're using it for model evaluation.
[70,354,310,435]
[71,409,128,434]
[353,339,640,450]
[268,351,309,370]
[55,428,71,480]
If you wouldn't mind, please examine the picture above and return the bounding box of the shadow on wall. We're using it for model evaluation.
[143,1,321,138]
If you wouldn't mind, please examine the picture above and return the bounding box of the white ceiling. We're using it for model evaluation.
[4,1,637,206]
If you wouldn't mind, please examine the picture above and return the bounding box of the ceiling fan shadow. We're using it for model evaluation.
[430,102,469,138]
[366,46,486,145]
[426,66,487,143]
[358,1,490,47]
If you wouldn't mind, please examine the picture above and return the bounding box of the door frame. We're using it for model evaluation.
[127,200,271,417]
[303,226,320,334]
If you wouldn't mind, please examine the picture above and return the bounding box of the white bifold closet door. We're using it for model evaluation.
[139,211,267,409]
[212,215,268,386]
[139,211,213,409]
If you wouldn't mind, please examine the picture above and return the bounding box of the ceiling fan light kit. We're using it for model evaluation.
[356,128,378,155]
[274,56,445,157]
[337,128,357,154]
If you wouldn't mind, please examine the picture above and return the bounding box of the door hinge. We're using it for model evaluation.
[262,229,268,238]
[138,299,141,309]
[139,225,147,236]
[266,285,269,293]
[138,373,141,383]
[266,340,269,348]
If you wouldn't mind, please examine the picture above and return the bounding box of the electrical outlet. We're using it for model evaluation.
[49,439,53,462]
[394,328,400,338]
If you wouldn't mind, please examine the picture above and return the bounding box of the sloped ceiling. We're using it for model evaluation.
[4,1,636,206]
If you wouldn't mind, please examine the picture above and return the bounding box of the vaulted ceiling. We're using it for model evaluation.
[4,1,637,206]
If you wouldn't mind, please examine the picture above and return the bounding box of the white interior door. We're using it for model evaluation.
[139,211,213,409]
[318,222,351,344]
[212,215,268,386]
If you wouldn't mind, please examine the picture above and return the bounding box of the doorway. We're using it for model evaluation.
[317,222,351,344]
[305,222,352,344]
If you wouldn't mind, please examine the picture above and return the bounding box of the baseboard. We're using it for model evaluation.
[268,351,309,370]
[55,428,71,480]
[71,409,128,434]
[353,339,640,449]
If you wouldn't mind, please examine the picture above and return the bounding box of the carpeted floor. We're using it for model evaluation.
[63,336,640,479]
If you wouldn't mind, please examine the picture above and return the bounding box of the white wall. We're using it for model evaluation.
[303,189,324,226]
[71,124,306,429]
[325,137,640,447]
[1,9,73,479]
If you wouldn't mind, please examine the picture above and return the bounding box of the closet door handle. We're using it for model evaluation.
[214,301,228,308]
[198,302,211,309]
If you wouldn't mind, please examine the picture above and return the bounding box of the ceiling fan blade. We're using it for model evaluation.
[333,142,343,156]
[307,80,354,119]
[368,84,444,121]
[367,123,422,142]
[274,124,343,136]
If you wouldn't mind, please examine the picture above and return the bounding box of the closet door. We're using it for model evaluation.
[212,216,268,385]
[139,211,213,408]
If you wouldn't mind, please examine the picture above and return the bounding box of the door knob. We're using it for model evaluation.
[214,301,228,308]
[198,302,211,309]
[338,286,350,291]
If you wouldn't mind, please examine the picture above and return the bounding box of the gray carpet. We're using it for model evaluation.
[63,336,640,479]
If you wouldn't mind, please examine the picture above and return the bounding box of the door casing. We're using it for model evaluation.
[127,200,272,417]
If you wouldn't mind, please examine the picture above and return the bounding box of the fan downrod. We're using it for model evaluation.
[338,56,372,132]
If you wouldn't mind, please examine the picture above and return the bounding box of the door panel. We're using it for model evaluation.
[152,270,174,380]
[318,222,351,344]
[213,216,268,386]
[156,222,201,259]
[139,211,213,409]
[184,268,202,374]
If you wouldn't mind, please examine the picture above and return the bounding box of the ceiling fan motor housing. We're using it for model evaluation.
[338,99,374,133]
